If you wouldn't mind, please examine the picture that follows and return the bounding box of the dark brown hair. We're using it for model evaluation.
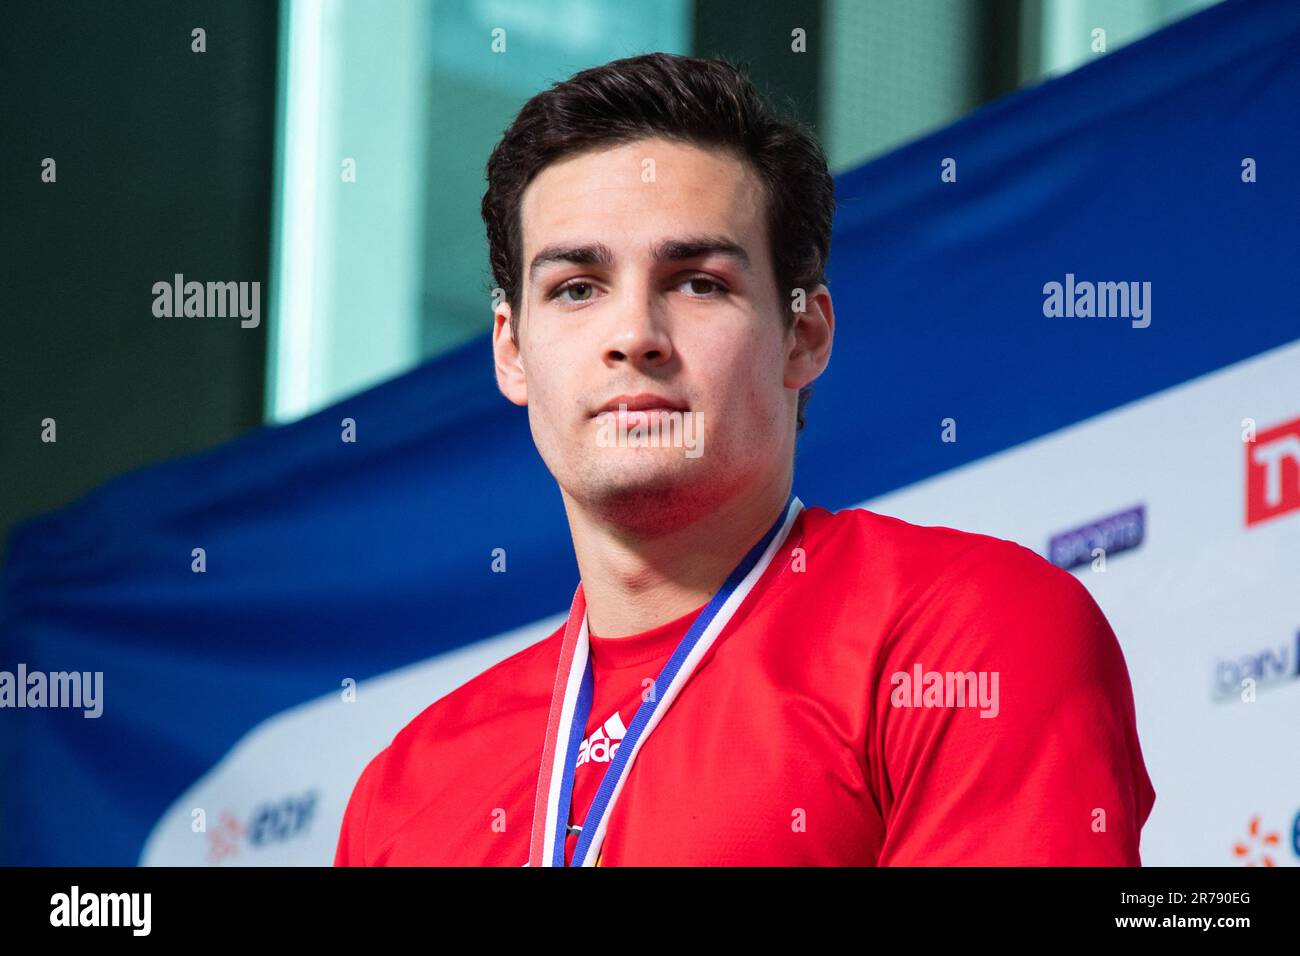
[481,51,834,432]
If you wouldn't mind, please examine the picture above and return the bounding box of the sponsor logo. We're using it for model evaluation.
[206,789,319,864]
[1212,631,1300,702]
[1047,504,1145,572]
[1232,811,1300,867]
[1246,415,1300,526]
[576,710,627,767]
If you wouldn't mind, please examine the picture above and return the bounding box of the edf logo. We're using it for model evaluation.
[1246,415,1300,527]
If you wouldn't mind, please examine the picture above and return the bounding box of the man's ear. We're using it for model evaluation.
[783,283,834,391]
[492,304,528,406]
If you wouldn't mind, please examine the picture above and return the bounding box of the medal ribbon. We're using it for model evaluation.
[527,493,804,866]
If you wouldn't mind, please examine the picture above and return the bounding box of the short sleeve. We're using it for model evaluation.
[873,538,1156,865]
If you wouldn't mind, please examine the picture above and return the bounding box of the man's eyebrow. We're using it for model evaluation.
[527,235,751,283]
[652,235,750,270]
[528,242,615,283]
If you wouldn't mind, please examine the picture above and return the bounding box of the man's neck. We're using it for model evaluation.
[562,472,792,638]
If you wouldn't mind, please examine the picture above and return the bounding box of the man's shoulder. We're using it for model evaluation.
[805,503,1044,573]
[337,623,564,863]
[344,622,563,820]
[803,504,1092,613]
[386,622,564,758]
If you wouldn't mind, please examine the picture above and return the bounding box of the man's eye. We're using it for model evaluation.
[555,281,596,303]
[679,276,725,297]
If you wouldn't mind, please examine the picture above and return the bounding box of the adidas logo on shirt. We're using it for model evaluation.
[575,710,627,767]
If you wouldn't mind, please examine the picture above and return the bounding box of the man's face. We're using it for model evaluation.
[493,136,819,527]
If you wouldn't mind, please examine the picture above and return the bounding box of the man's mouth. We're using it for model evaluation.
[591,393,689,419]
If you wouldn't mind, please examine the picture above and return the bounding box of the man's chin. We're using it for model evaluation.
[594,456,699,496]
[571,458,721,530]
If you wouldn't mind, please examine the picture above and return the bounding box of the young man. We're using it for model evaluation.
[335,52,1156,867]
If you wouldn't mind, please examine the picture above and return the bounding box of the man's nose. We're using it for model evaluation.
[602,285,673,367]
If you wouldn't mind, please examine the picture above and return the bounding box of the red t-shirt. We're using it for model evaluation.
[334,505,1157,866]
